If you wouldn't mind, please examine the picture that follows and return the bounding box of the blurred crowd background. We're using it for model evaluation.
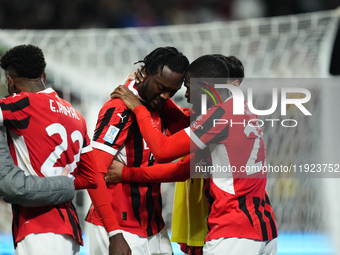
[0,0,338,29]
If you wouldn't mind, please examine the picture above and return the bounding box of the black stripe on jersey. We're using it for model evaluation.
[184,245,189,254]
[0,97,30,112]
[264,210,277,239]
[126,119,138,139]
[238,196,254,227]
[265,193,272,206]
[192,247,197,255]
[83,130,89,147]
[253,197,268,240]
[133,128,144,167]
[184,242,203,255]
[129,128,144,226]
[145,183,154,236]
[264,194,278,238]
[71,202,83,241]
[55,205,65,221]
[93,107,116,141]
[65,202,82,243]
[153,190,163,233]
[193,106,226,139]
[12,204,20,242]
[4,117,30,129]
[130,183,142,226]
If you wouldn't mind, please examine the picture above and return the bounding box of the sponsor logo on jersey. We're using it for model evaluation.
[103,125,120,144]
[12,93,21,98]
[117,113,127,123]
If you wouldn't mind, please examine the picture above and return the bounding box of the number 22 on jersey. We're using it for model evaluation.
[41,123,83,178]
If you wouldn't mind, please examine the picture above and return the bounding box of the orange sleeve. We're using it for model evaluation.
[87,148,120,232]
[122,154,191,183]
[133,105,199,163]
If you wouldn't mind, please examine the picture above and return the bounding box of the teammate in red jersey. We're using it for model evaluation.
[0,44,98,255]
[86,47,189,255]
[110,54,278,255]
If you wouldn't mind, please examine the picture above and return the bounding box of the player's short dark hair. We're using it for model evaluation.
[135,46,189,76]
[213,54,244,84]
[188,54,229,78]
[0,44,46,79]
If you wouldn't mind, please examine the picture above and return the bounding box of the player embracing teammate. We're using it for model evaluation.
[110,54,278,255]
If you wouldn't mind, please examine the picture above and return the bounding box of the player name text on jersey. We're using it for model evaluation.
[49,99,80,120]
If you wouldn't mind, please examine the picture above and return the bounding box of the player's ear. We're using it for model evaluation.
[7,75,17,93]
[7,75,14,85]
[228,79,240,87]
[42,71,47,84]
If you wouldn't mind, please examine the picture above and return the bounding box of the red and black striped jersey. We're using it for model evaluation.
[179,243,203,255]
[188,97,277,242]
[0,88,98,246]
[86,81,165,237]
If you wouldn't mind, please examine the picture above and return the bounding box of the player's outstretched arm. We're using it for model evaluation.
[0,130,75,207]
[106,155,191,184]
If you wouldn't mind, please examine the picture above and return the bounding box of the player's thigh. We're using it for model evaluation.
[87,223,109,255]
[203,237,268,255]
[147,227,173,255]
[16,233,79,255]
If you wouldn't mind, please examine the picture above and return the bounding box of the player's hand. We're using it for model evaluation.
[106,159,124,183]
[109,233,131,255]
[117,65,146,87]
[110,85,142,111]
[60,165,71,177]
[134,65,146,84]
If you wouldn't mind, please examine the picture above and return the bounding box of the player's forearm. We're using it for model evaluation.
[87,175,121,232]
[122,155,191,183]
[133,105,191,163]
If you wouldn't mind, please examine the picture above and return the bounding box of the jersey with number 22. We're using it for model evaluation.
[0,88,96,246]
